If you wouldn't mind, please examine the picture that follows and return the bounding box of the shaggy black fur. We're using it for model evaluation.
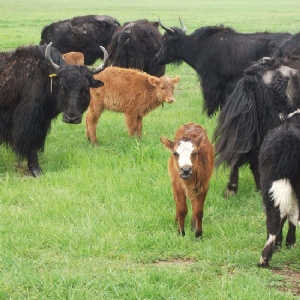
[40,15,120,65]
[107,19,165,77]
[259,111,300,267]
[214,56,300,195]
[155,20,291,116]
[0,44,103,176]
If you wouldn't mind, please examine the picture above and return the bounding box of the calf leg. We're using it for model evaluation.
[27,149,42,177]
[136,116,143,138]
[86,105,104,144]
[172,184,188,236]
[125,114,139,137]
[191,192,206,238]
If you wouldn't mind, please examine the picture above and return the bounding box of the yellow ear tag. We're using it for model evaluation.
[49,74,57,93]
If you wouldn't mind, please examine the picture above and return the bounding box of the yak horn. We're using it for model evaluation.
[92,46,109,73]
[158,17,174,33]
[179,17,187,33]
[45,42,60,70]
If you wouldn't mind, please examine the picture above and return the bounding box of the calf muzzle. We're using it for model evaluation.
[180,166,192,180]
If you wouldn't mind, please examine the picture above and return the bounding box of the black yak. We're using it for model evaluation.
[107,19,165,77]
[214,56,300,197]
[259,110,300,267]
[155,19,291,116]
[0,43,106,176]
[40,15,120,65]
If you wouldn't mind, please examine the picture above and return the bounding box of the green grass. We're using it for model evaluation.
[1,1,300,299]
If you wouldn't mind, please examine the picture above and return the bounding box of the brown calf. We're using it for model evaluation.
[86,66,180,144]
[160,123,214,238]
[62,52,85,65]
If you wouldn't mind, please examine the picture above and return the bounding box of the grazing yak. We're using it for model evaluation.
[62,51,85,65]
[0,43,106,176]
[86,66,180,144]
[160,123,214,238]
[259,110,300,267]
[107,19,165,77]
[40,15,120,65]
[214,56,300,197]
[155,19,292,116]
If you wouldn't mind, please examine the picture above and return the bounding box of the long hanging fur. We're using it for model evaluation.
[214,57,300,170]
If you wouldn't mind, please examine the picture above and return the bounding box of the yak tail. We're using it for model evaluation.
[213,73,264,168]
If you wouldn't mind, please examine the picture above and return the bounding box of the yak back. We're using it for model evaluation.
[172,25,291,116]
[40,15,120,64]
[214,56,300,168]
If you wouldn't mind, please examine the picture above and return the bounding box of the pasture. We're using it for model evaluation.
[1,0,300,299]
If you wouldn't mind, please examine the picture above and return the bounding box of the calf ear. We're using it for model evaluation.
[160,137,174,151]
[195,133,205,148]
[148,76,159,87]
[173,76,180,84]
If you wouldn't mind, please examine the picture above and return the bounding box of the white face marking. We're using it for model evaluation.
[176,140,194,168]
[269,179,299,225]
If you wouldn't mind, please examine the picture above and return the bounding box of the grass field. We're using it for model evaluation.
[1,1,300,299]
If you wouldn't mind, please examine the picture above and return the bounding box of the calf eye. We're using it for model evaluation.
[173,151,179,157]
[192,152,198,158]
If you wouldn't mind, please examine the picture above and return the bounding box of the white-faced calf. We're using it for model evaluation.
[86,66,180,144]
[160,123,214,238]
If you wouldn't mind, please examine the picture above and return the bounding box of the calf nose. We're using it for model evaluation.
[166,97,175,103]
[180,166,192,179]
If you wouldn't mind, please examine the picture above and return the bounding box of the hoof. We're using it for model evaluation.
[258,256,270,268]
[30,168,43,177]
[273,243,282,251]
[286,243,295,249]
[224,189,237,197]
[224,183,237,197]
[195,233,203,239]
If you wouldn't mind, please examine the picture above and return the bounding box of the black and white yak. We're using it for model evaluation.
[259,109,300,267]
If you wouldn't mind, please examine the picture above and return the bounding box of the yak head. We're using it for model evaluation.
[45,42,106,124]
[160,135,204,180]
[155,18,187,65]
